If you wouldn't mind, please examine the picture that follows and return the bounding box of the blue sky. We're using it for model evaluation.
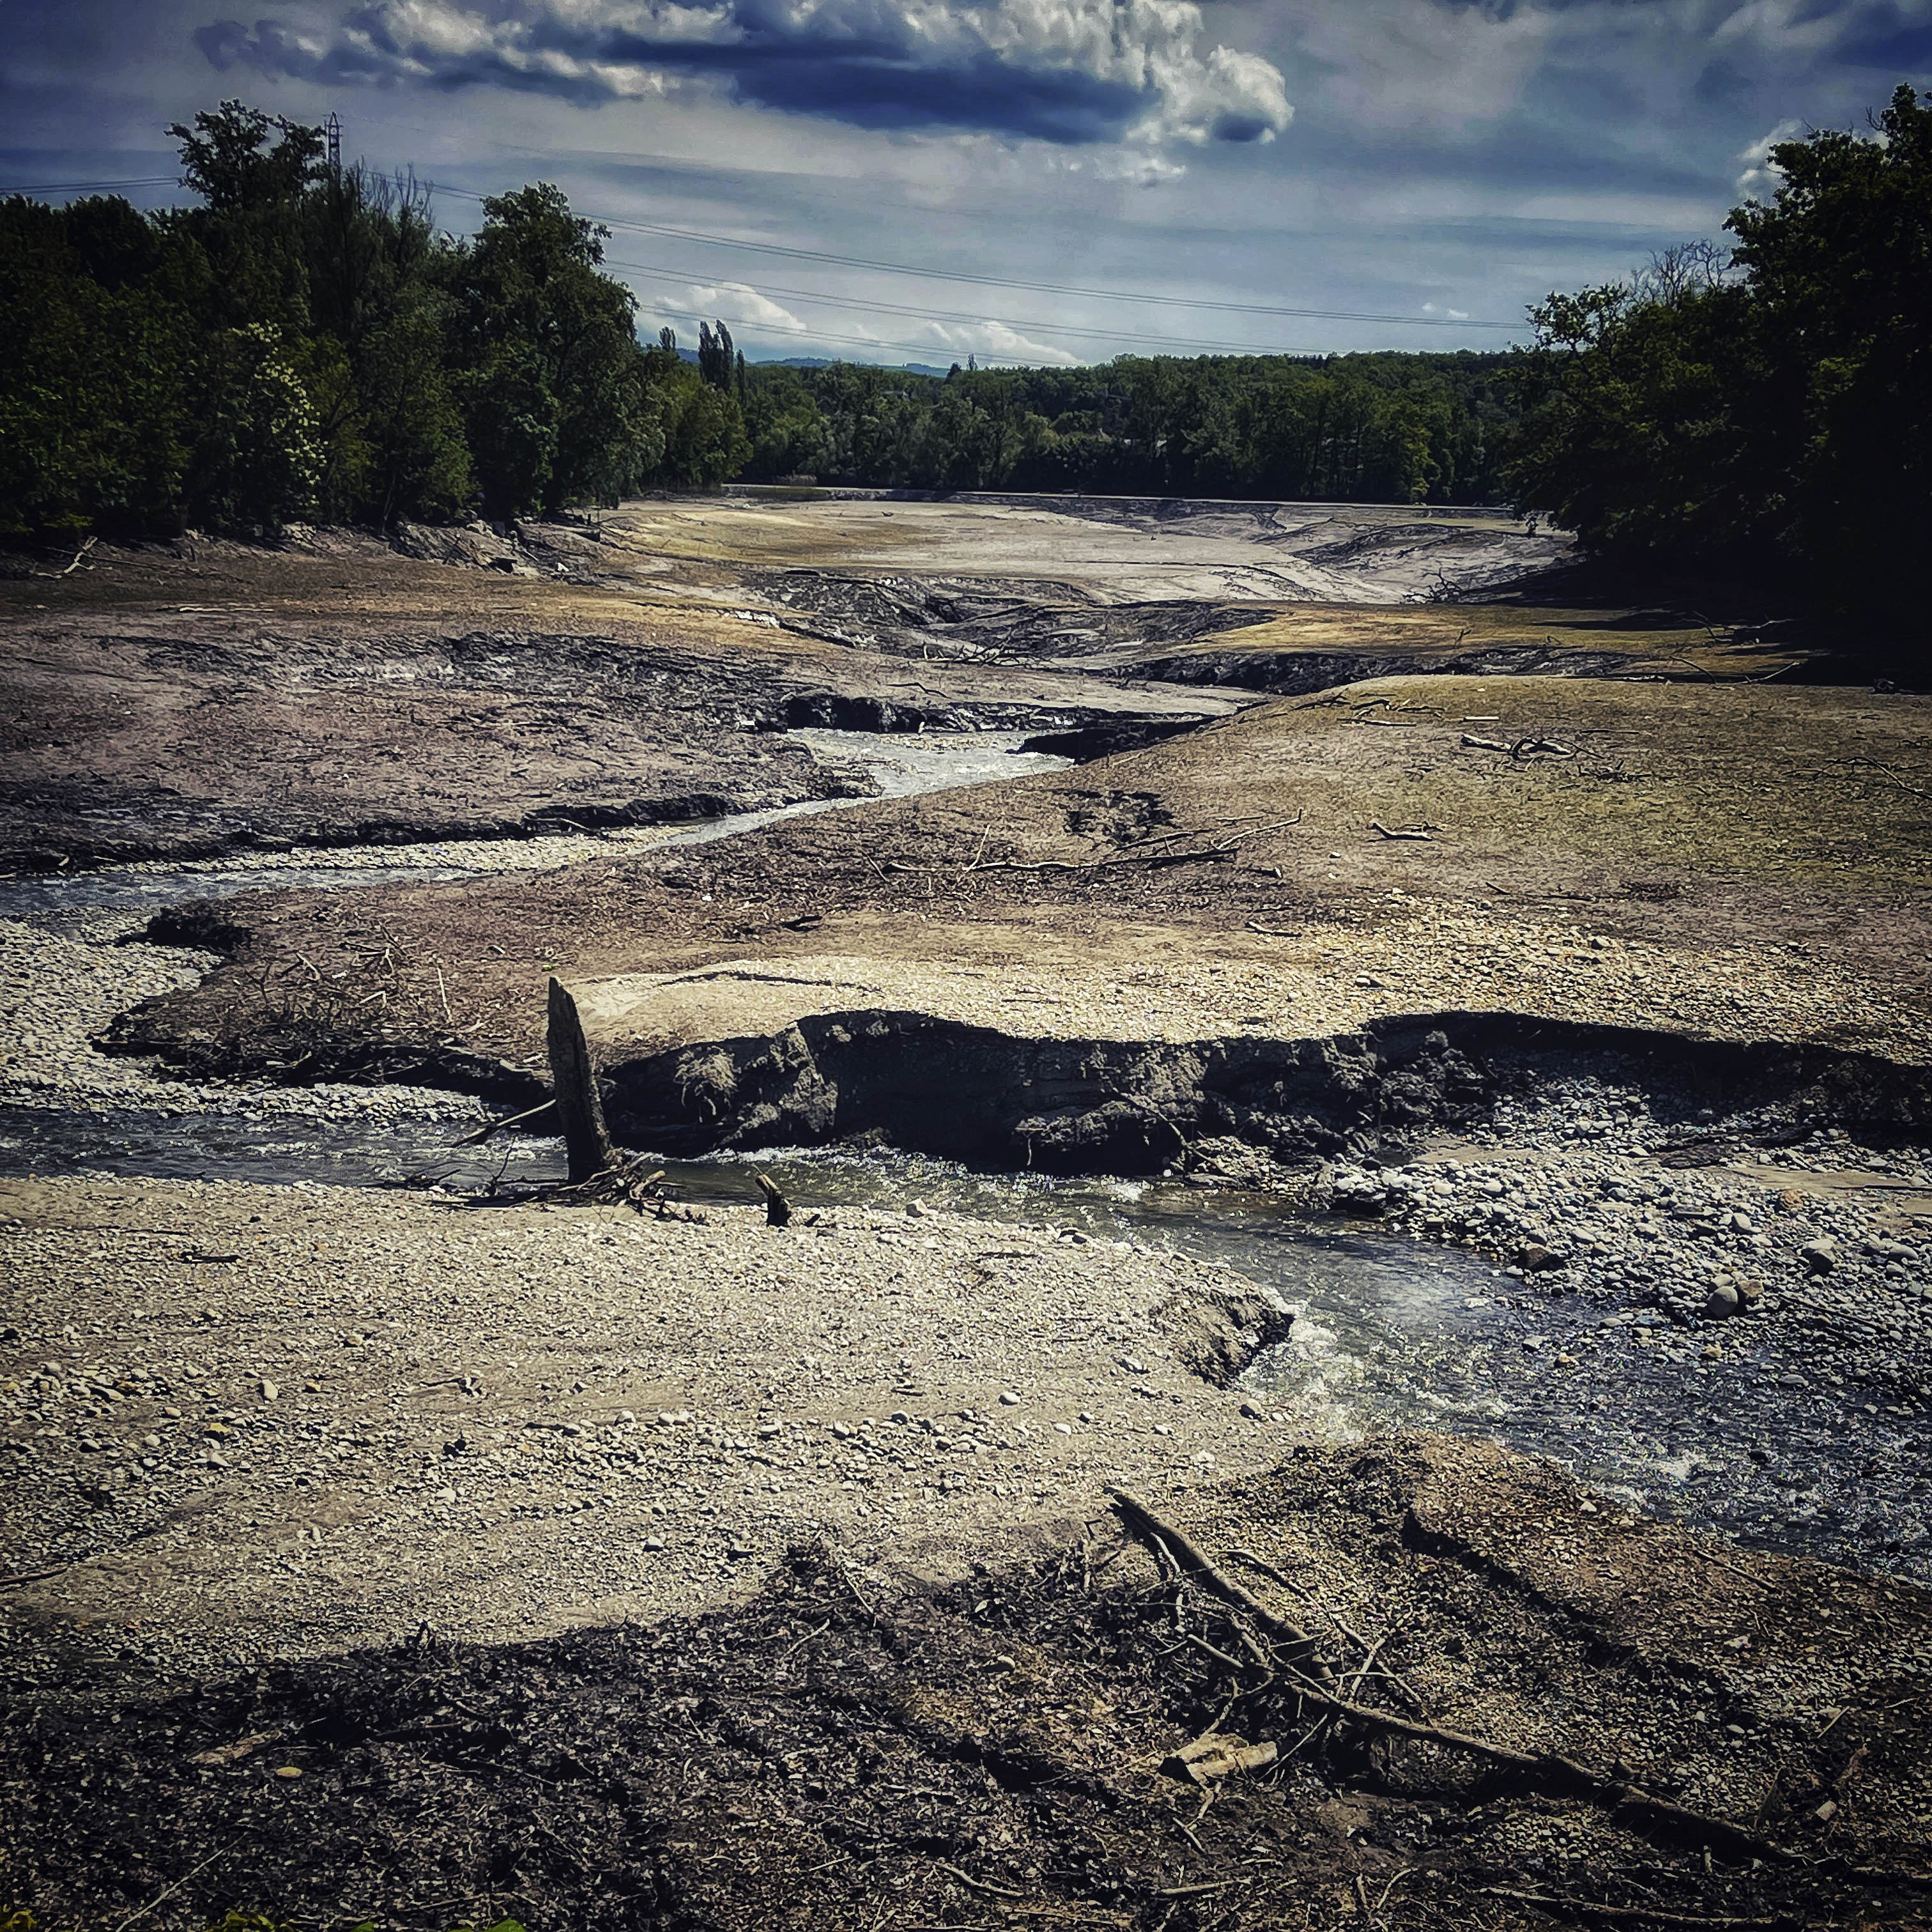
[4,0,1927,365]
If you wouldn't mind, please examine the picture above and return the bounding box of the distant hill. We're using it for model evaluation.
[752,355,955,378]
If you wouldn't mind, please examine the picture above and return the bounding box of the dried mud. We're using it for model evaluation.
[6,501,1931,1931]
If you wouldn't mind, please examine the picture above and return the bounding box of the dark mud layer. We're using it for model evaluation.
[748,567,1264,661]
[0,617,1223,874]
[6,1446,1926,1932]
[1120,640,1641,696]
[600,1011,1932,1172]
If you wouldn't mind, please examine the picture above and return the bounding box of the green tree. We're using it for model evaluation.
[447,183,700,513]
[1506,84,1931,626]
[1726,83,1931,620]
[188,321,323,531]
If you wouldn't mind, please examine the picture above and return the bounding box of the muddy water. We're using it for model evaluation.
[3,728,1923,1585]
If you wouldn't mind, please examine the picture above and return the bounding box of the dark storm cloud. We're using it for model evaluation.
[193,0,1292,148]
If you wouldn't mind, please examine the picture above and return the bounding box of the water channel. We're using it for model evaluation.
[2,729,1924,1585]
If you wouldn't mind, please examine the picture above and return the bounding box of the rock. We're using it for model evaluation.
[1515,1244,1568,1272]
[999,1391,1021,1406]
[1329,1166,1388,1215]
[1799,1238,1840,1275]
[1703,1284,1741,1320]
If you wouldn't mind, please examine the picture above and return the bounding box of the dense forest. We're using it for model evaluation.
[4,84,1926,632]
[0,101,749,539]
[0,96,1514,539]
[739,352,1513,503]
[1505,82,1929,628]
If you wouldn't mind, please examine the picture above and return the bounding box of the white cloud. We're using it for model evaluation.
[909,317,1084,364]
[680,280,808,332]
[1734,116,1805,195]
[199,0,1292,151]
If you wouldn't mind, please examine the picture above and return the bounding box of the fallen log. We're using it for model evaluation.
[1108,1487,1328,1676]
[1106,1489,1873,1870]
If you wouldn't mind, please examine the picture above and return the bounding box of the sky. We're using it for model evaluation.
[3,0,1928,367]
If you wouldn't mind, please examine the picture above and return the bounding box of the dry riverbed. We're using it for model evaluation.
[4,503,1931,1930]
[0,1174,1292,1671]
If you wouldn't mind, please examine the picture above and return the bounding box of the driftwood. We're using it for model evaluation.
[1480,1893,1791,1928]
[1367,822,1434,841]
[1108,1487,1328,1676]
[886,815,1303,880]
[1105,1491,1841,1867]
[546,977,615,1184]
[755,1172,793,1227]
[29,537,96,579]
[454,1098,559,1147]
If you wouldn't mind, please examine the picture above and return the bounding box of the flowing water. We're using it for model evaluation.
[2,730,1924,1583]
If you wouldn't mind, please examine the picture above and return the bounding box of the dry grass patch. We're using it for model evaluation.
[1154,602,1807,680]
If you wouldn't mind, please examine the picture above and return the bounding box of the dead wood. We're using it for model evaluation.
[1108,1487,1328,1675]
[546,976,617,1184]
[935,1860,1029,1898]
[1461,735,1508,751]
[30,537,97,579]
[755,1172,793,1227]
[1112,1492,1836,1869]
[1367,822,1434,841]
[1480,1890,1793,1928]
[454,1098,560,1146]
[885,814,1302,879]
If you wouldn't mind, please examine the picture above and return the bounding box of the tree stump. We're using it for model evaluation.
[547,976,615,1183]
[755,1173,793,1227]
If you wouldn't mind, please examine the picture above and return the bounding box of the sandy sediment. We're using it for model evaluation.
[0,1172,1287,1671]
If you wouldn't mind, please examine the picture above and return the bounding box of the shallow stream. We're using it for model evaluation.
[0,728,1070,935]
[2,730,1924,1586]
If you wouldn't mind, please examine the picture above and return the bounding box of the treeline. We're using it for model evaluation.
[742,352,1513,503]
[1504,82,1930,628]
[0,101,747,540]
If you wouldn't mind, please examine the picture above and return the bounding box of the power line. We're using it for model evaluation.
[424,181,1518,331]
[608,257,1337,358]
[0,176,178,194]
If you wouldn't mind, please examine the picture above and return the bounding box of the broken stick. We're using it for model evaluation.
[1108,1487,1328,1676]
[755,1172,793,1227]
[454,1097,559,1147]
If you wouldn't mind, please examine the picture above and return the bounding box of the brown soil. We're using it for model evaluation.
[0,537,1228,871]
[6,1441,1928,1932]
[112,673,1932,1098]
[8,507,1932,1931]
